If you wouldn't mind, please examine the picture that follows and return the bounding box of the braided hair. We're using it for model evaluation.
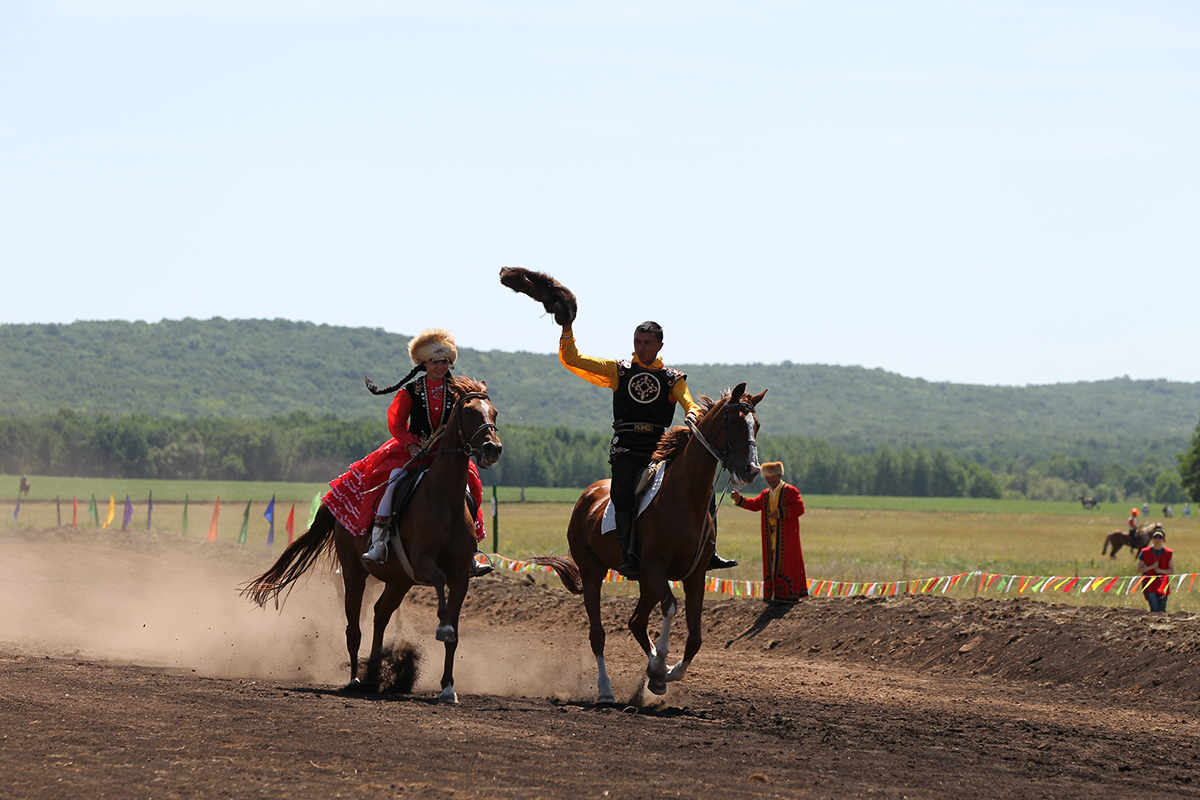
[364,363,427,396]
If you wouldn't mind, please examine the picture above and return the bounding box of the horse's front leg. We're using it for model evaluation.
[366,582,409,689]
[437,568,469,705]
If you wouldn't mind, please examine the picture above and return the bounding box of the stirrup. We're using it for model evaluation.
[363,539,388,564]
[470,551,494,577]
[617,554,641,580]
[708,553,738,570]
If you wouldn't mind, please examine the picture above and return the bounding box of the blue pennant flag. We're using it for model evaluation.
[121,495,133,530]
[264,495,276,546]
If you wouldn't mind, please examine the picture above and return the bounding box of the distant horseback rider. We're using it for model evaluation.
[1128,507,1140,543]
[559,320,738,579]
[323,328,491,575]
[19,474,29,497]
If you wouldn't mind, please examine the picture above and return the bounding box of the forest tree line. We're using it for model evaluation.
[2,408,1194,503]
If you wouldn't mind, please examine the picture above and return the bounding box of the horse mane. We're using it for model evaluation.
[651,391,725,462]
[448,375,487,397]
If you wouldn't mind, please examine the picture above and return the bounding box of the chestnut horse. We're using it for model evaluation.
[242,377,502,703]
[1103,522,1163,558]
[536,383,765,703]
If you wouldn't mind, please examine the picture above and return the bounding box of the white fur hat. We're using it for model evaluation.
[408,329,457,365]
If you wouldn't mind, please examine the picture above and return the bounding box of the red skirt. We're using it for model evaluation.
[323,439,486,542]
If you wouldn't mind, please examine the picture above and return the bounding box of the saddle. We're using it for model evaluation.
[601,460,668,535]
[385,467,478,526]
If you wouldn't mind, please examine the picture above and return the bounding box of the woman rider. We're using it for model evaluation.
[323,328,491,574]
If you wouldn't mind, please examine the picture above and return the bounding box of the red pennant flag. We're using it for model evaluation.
[285,505,295,544]
[208,497,220,542]
[72,496,78,528]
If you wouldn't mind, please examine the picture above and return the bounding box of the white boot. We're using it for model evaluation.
[363,516,389,563]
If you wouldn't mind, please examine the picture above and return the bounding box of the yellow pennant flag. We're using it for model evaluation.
[102,495,116,529]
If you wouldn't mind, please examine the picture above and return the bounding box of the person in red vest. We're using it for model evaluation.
[323,328,491,574]
[1137,529,1174,613]
[731,461,808,605]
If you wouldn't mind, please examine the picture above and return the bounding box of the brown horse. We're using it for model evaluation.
[536,383,765,703]
[1103,522,1163,558]
[242,377,502,703]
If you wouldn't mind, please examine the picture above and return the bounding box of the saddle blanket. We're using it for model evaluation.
[601,463,666,534]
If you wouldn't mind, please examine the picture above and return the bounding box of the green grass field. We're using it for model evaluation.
[6,475,1195,611]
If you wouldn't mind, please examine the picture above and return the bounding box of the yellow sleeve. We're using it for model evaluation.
[670,377,701,417]
[559,332,619,390]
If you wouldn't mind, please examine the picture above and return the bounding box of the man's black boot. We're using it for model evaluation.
[708,552,738,570]
[615,510,641,580]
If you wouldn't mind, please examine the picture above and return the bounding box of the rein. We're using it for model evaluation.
[411,391,497,462]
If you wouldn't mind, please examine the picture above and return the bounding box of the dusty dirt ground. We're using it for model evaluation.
[3,527,1200,799]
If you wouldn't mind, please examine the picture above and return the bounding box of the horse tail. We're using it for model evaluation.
[240,505,338,608]
[530,555,584,594]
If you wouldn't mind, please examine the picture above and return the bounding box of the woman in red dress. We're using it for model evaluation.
[322,328,489,572]
[731,461,808,605]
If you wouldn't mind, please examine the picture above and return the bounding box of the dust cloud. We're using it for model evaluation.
[0,528,592,700]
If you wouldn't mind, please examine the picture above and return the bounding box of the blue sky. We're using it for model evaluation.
[2,1,1196,386]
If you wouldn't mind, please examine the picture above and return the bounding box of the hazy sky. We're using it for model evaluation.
[2,1,1196,386]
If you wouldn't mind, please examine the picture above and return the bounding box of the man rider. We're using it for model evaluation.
[559,320,738,579]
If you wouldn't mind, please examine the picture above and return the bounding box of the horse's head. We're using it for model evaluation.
[695,382,767,486]
[447,377,503,468]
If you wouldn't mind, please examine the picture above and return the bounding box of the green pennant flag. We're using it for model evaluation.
[182,494,189,536]
[238,500,251,544]
[88,494,99,527]
[308,491,322,528]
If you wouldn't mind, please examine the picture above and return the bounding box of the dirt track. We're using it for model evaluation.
[3,527,1200,799]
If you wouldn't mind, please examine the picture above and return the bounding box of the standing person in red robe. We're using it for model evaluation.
[322,328,491,574]
[730,461,808,605]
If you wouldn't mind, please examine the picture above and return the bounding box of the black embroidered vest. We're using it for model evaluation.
[403,377,455,441]
[610,361,684,457]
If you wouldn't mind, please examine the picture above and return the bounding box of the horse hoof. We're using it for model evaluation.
[438,687,459,704]
[342,678,376,693]
[435,625,457,643]
[596,692,617,705]
[647,679,667,696]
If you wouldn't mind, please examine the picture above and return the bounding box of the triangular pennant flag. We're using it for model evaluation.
[182,495,189,536]
[103,495,115,529]
[285,505,295,544]
[238,500,251,544]
[11,496,19,522]
[121,495,133,530]
[56,496,62,528]
[308,492,322,527]
[264,496,275,546]
[89,494,99,527]
[72,496,78,528]
[146,491,154,531]
[208,497,220,542]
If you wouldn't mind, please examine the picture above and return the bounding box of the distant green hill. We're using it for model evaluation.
[2,318,1196,464]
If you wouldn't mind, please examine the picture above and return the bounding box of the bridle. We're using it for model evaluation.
[685,398,759,477]
[438,391,499,462]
